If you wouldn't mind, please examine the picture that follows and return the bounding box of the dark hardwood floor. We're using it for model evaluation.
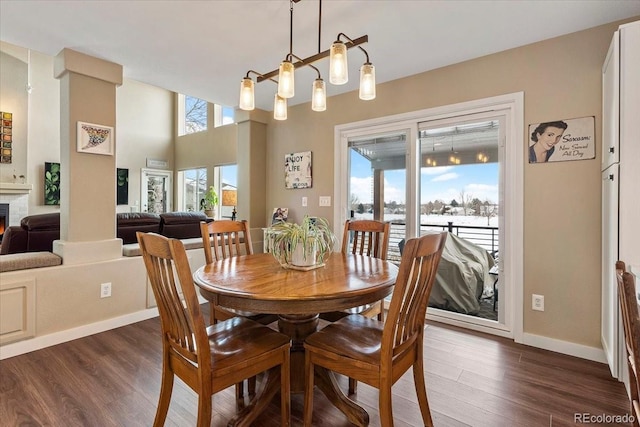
[0,305,630,426]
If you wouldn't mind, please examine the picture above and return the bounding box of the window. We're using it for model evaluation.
[179,95,207,136]
[214,105,235,127]
[179,168,207,212]
[214,164,238,219]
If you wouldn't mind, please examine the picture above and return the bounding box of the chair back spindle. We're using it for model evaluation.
[342,219,390,260]
[201,220,253,264]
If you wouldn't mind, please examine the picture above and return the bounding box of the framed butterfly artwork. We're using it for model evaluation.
[77,121,114,156]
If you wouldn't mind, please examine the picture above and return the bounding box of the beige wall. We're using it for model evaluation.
[175,118,236,171]
[0,48,28,183]
[27,49,61,215]
[116,79,174,212]
[266,19,638,348]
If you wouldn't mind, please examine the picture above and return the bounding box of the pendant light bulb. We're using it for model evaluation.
[239,77,255,111]
[278,60,295,98]
[274,94,288,120]
[329,41,348,85]
[311,79,326,112]
[359,63,376,100]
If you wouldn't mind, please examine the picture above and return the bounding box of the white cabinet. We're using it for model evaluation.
[601,20,640,382]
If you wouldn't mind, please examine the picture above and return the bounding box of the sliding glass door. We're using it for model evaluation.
[335,93,523,338]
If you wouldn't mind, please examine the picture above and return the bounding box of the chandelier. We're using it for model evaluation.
[238,0,376,120]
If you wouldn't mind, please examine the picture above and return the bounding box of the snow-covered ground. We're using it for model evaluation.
[351,213,500,257]
[353,213,499,228]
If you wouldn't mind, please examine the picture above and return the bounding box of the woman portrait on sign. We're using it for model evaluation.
[529,121,568,163]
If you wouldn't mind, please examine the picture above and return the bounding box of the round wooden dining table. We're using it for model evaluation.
[193,251,398,426]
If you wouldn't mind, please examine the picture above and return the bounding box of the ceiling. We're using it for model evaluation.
[1,1,639,112]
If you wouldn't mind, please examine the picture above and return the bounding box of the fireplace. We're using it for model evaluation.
[0,203,8,242]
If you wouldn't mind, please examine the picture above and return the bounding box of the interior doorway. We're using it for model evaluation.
[141,168,173,214]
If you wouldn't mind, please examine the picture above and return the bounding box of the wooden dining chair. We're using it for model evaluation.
[320,219,391,394]
[201,220,279,400]
[323,219,391,320]
[344,219,391,320]
[616,261,640,426]
[303,232,447,427]
[200,220,277,326]
[137,232,291,427]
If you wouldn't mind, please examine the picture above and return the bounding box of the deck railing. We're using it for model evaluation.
[386,221,499,263]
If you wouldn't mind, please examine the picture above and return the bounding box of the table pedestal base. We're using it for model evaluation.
[277,313,369,426]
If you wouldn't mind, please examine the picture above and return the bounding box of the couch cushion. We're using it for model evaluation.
[122,237,205,257]
[21,213,60,231]
[0,251,62,272]
[19,213,61,252]
[117,212,161,244]
[160,211,208,239]
[0,226,28,255]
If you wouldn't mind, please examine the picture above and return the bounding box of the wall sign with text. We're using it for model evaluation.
[284,151,312,189]
[528,116,595,164]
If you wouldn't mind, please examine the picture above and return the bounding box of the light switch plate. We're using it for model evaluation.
[319,196,331,207]
[302,197,308,207]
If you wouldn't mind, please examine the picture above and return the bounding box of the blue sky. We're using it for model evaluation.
[222,164,237,187]
[350,150,499,205]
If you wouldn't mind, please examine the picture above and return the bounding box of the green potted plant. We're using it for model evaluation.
[268,215,336,268]
[200,186,218,218]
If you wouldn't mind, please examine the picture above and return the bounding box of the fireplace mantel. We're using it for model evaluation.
[0,183,33,195]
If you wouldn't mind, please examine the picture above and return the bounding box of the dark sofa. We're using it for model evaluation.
[0,211,210,255]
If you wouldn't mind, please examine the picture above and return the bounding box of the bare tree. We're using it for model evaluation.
[433,199,444,214]
[185,97,207,134]
[459,189,473,215]
[481,200,498,225]
[471,198,483,215]
[349,193,360,211]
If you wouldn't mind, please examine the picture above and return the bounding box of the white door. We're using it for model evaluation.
[141,169,173,214]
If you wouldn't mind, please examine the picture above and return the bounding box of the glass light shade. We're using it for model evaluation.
[239,77,255,111]
[278,60,295,98]
[311,79,326,112]
[273,94,287,120]
[359,63,376,100]
[329,41,348,85]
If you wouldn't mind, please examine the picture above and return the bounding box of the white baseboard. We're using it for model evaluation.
[522,332,607,364]
[0,307,159,360]
[0,295,209,361]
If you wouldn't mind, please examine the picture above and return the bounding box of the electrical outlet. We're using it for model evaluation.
[100,282,112,298]
[532,294,544,311]
[302,196,308,207]
[319,196,331,207]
